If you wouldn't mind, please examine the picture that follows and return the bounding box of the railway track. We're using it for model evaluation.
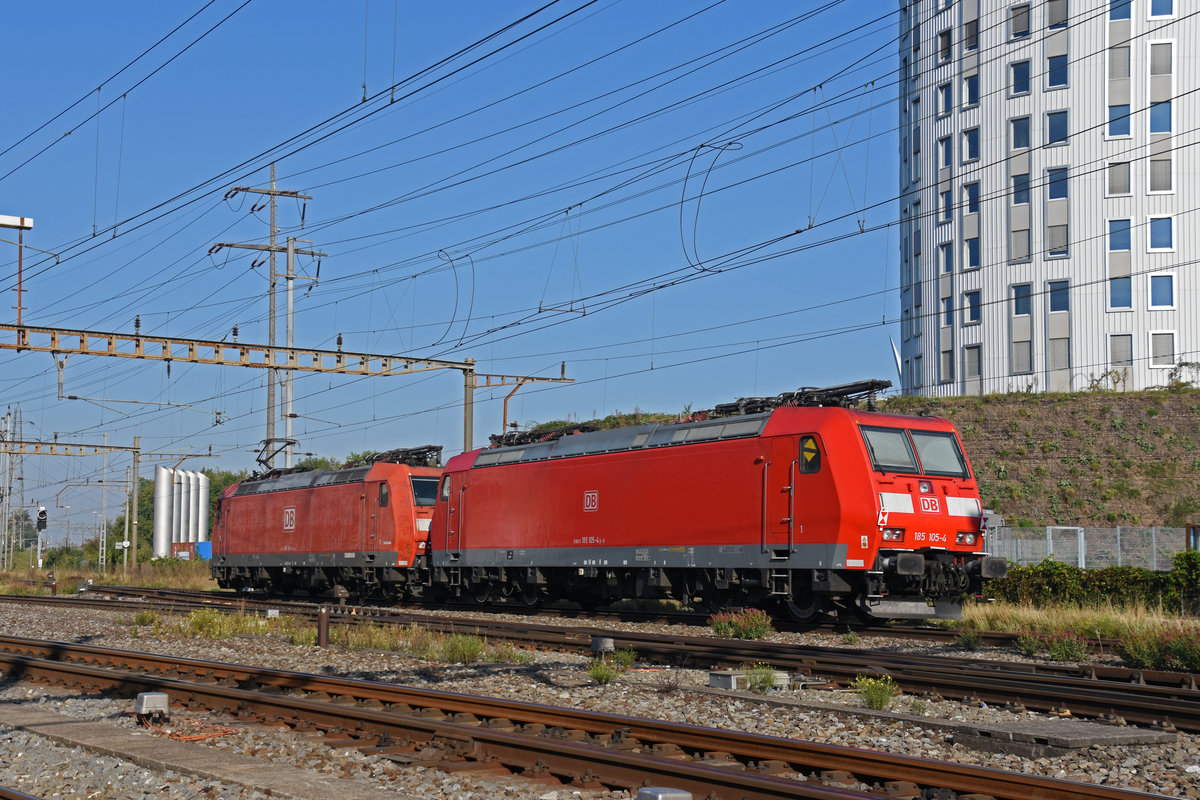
[4,589,1197,731]
[0,634,1171,800]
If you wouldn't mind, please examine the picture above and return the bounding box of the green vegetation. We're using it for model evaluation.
[955,629,982,651]
[708,608,773,640]
[743,661,781,694]
[850,674,899,710]
[986,552,1200,613]
[586,657,620,685]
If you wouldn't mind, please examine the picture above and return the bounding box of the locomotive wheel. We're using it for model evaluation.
[470,582,493,605]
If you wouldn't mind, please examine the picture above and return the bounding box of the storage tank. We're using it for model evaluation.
[152,466,172,559]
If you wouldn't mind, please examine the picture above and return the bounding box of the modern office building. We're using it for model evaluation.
[897,0,1196,395]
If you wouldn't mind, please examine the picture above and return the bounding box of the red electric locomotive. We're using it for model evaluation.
[430,381,1005,620]
[211,446,442,598]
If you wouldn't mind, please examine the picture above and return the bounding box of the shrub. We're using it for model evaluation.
[956,629,982,651]
[743,662,779,694]
[132,610,161,627]
[708,608,773,640]
[841,631,860,645]
[611,646,638,670]
[440,633,485,664]
[850,674,899,710]
[586,657,619,685]
[1014,630,1041,658]
[1046,633,1089,662]
[1118,627,1200,671]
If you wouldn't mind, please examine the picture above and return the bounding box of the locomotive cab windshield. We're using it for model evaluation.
[859,425,968,479]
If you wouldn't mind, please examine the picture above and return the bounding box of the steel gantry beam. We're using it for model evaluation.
[0,323,473,377]
[0,324,573,451]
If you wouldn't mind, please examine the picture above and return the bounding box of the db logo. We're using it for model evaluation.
[283,507,296,531]
[582,490,599,512]
[919,496,941,514]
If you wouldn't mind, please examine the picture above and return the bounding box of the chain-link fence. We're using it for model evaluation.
[989,526,1200,571]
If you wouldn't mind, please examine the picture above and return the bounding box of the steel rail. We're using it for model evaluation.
[0,635,1172,800]
[3,592,1196,729]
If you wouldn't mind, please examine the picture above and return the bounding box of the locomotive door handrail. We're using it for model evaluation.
[788,458,798,552]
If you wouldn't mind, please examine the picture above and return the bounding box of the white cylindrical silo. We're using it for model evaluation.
[181,471,195,545]
[187,471,202,543]
[152,466,172,559]
[172,469,185,548]
[197,472,211,542]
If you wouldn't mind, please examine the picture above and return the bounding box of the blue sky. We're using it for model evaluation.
[0,0,902,540]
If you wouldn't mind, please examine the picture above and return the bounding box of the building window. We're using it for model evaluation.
[1149,216,1173,250]
[1013,284,1032,315]
[1150,0,1173,15]
[1047,55,1068,88]
[940,190,953,222]
[1047,111,1068,145]
[938,83,953,115]
[1012,340,1033,374]
[941,349,954,383]
[1049,280,1069,312]
[1110,45,1131,79]
[1012,173,1030,204]
[942,297,954,326]
[1150,158,1172,192]
[1047,167,1068,200]
[1110,0,1132,20]
[939,136,952,168]
[939,29,953,62]
[965,237,980,269]
[1150,274,1175,308]
[1150,100,1172,134]
[963,19,979,50]
[1108,161,1131,195]
[1150,332,1175,367]
[1011,116,1031,149]
[964,290,981,324]
[1010,229,1031,262]
[1010,4,1031,38]
[1048,0,1068,28]
[1110,219,1132,251]
[1111,334,1133,369]
[1011,61,1031,95]
[962,128,979,161]
[964,182,980,213]
[940,241,954,272]
[1108,105,1131,137]
[1110,276,1132,309]
[964,345,982,383]
[913,354,923,387]
[1150,42,1172,75]
[1048,225,1069,257]
[963,74,979,106]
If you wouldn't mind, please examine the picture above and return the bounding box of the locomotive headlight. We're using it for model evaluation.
[882,528,905,542]
[918,481,932,494]
[956,532,978,546]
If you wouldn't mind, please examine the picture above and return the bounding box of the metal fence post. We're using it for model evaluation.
[1152,527,1158,571]
[1116,526,1122,566]
[1078,527,1086,569]
[1046,526,1053,560]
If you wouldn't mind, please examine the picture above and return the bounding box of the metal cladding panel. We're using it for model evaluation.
[450,543,847,571]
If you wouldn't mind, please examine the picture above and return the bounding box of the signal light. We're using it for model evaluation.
[36,507,47,531]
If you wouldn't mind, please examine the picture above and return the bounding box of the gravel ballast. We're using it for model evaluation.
[1,600,1198,799]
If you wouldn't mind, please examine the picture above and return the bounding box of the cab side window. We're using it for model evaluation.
[798,436,822,473]
[439,476,452,501]
[378,483,389,507]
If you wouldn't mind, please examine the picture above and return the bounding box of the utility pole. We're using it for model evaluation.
[213,165,318,469]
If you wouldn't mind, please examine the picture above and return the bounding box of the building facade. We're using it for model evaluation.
[898,0,1196,395]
